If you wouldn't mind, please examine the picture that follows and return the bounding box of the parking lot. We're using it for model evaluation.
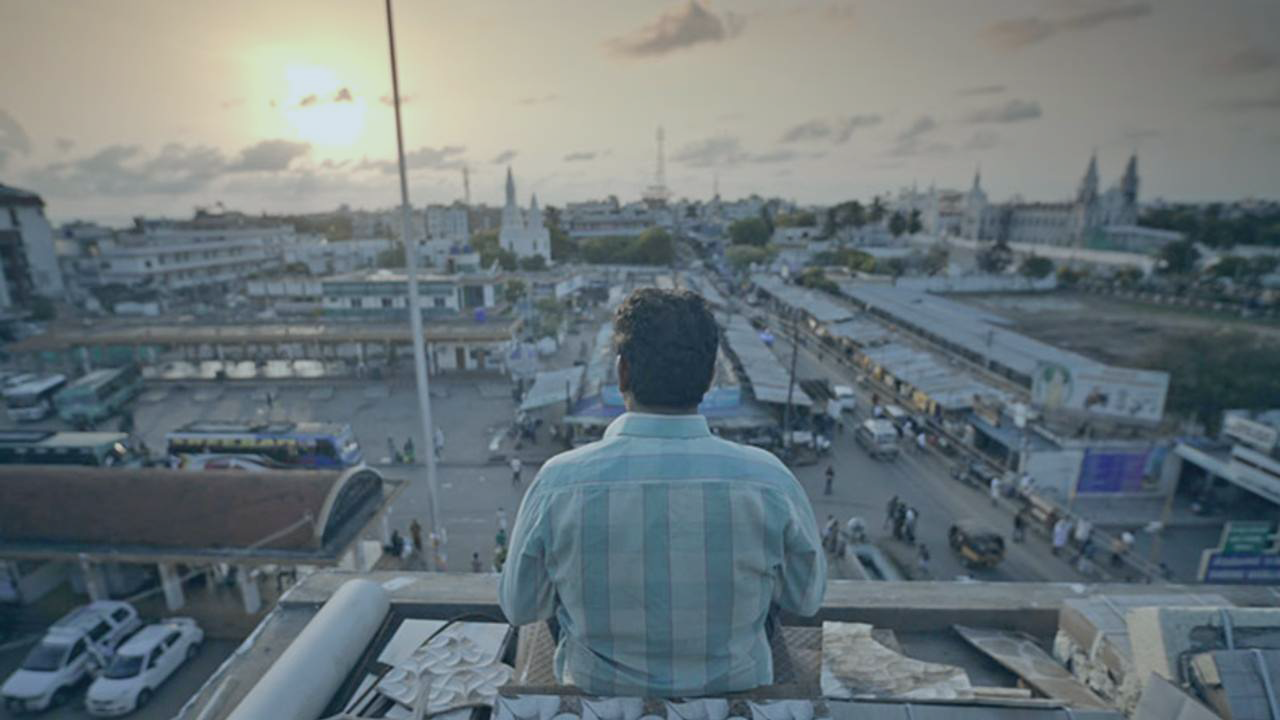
[0,639,235,720]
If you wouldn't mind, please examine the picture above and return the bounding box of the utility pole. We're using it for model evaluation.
[783,311,799,450]
[385,0,441,565]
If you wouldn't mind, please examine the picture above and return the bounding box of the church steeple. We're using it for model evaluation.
[505,166,516,209]
[1121,154,1139,205]
[1077,153,1099,204]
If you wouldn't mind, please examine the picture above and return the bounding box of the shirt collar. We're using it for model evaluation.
[604,412,712,440]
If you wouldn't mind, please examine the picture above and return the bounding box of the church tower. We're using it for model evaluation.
[1072,153,1101,245]
[964,168,989,240]
[1121,154,1139,208]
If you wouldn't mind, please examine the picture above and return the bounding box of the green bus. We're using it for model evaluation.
[0,430,134,466]
[54,365,143,425]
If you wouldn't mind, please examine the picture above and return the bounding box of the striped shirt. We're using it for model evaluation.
[499,412,826,697]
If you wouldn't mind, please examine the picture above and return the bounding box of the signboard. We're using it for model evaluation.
[1032,362,1169,423]
[1223,414,1278,452]
[1219,521,1275,556]
[1075,449,1152,494]
[1197,521,1280,584]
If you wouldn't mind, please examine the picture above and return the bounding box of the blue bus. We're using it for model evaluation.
[165,420,363,469]
[54,365,143,424]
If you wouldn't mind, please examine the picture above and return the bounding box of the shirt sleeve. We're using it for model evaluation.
[775,488,827,617]
[498,484,556,625]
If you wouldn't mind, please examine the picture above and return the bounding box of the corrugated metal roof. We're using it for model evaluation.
[723,315,812,407]
[753,274,855,324]
[520,365,586,412]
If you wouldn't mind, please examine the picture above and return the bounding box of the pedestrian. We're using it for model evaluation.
[497,507,508,534]
[903,506,918,545]
[989,476,1001,506]
[884,495,901,532]
[1012,509,1027,543]
[846,516,866,544]
[873,403,884,419]
[387,529,404,557]
[409,519,424,562]
[471,552,483,573]
[403,437,415,464]
[429,529,446,572]
[916,544,931,579]
[434,427,445,461]
[496,526,508,550]
[1072,519,1093,564]
[823,515,839,554]
[1111,530,1135,566]
[387,437,398,464]
[1052,517,1071,556]
[902,418,914,439]
[510,456,523,486]
[1018,471,1034,497]
[824,465,835,496]
[893,503,906,540]
[493,544,507,573]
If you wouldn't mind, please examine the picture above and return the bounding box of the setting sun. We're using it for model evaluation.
[282,64,367,147]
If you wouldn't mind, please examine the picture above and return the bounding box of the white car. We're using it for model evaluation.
[86,618,203,716]
[832,385,857,413]
[2,601,141,713]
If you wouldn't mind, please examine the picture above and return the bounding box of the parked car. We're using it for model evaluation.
[2,601,141,713]
[832,385,857,414]
[86,618,203,717]
[855,419,900,460]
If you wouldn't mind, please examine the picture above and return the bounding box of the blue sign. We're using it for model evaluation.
[1200,551,1280,584]
[1077,449,1151,494]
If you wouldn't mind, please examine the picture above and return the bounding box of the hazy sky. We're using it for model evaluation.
[1,0,1279,224]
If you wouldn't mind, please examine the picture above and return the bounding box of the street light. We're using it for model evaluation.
[384,0,442,565]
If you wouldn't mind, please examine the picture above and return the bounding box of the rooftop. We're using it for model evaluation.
[0,183,44,208]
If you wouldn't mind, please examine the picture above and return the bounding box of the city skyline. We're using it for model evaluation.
[1,0,1279,224]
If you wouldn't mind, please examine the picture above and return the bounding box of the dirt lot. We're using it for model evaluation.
[955,290,1280,367]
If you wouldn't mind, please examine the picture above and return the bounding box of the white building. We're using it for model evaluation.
[282,237,393,276]
[563,197,655,239]
[95,222,294,293]
[499,168,551,262]
[424,203,469,241]
[0,184,65,308]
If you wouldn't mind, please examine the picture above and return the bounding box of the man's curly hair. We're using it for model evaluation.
[613,288,718,409]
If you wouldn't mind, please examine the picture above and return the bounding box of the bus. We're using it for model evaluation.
[0,430,134,466]
[54,365,143,425]
[3,375,68,422]
[166,420,363,469]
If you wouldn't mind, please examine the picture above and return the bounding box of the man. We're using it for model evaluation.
[989,476,1001,506]
[409,519,424,564]
[471,552,483,573]
[1012,508,1027,543]
[1052,517,1071,556]
[824,465,835,496]
[500,289,826,697]
[510,456,523,486]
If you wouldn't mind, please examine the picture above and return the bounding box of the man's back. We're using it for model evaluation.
[499,413,826,697]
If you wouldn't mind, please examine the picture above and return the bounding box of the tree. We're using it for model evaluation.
[549,227,576,262]
[795,267,838,294]
[504,279,526,305]
[725,244,774,272]
[868,196,886,225]
[377,245,406,268]
[813,246,875,273]
[888,211,908,238]
[1019,255,1054,279]
[976,240,1013,274]
[729,217,771,246]
[878,257,906,278]
[471,231,517,271]
[776,211,817,228]
[1152,332,1280,433]
[519,255,548,272]
[923,245,949,276]
[1158,239,1200,275]
[908,209,923,235]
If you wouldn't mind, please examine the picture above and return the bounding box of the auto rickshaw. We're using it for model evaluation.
[948,519,1006,568]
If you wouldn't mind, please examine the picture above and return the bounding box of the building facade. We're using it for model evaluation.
[93,222,295,294]
[0,184,65,308]
[424,202,469,241]
[499,168,551,262]
[962,154,1141,248]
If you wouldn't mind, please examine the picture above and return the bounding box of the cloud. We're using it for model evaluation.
[966,98,1043,124]
[1121,127,1161,142]
[607,1,744,58]
[55,137,76,153]
[357,145,467,174]
[228,139,311,172]
[563,151,597,162]
[897,115,938,142]
[519,94,559,106]
[957,84,1006,97]
[984,3,1151,50]
[26,143,226,196]
[751,149,801,164]
[1217,86,1280,112]
[1206,47,1277,77]
[491,149,518,165]
[964,130,1000,151]
[298,94,319,108]
[890,116,949,157]
[220,98,246,110]
[0,109,32,169]
[378,94,412,106]
[779,114,881,144]
[333,87,354,103]
[673,135,806,167]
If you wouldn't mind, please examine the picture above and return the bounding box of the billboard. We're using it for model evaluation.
[1075,448,1153,494]
[1223,414,1279,452]
[1032,362,1169,422]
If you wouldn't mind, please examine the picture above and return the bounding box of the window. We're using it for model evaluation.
[69,639,87,662]
[433,297,445,308]
[148,646,164,668]
[164,632,181,648]
[88,621,111,642]
[382,298,392,308]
